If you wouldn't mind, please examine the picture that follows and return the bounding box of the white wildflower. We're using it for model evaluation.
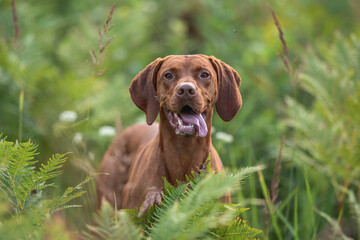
[211,126,216,134]
[99,126,116,137]
[88,152,95,161]
[73,132,83,144]
[215,131,234,143]
[59,110,77,122]
[135,115,146,123]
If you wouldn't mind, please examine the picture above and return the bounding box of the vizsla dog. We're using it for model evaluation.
[96,54,242,216]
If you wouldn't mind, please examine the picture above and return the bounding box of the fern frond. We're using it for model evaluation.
[85,166,262,240]
[347,190,360,229]
[285,34,360,184]
[22,154,67,211]
[0,138,95,238]
[149,167,263,240]
[8,140,38,179]
[0,139,13,165]
[44,174,96,215]
[212,217,262,239]
[0,140,39,212]
[83,202,141,240]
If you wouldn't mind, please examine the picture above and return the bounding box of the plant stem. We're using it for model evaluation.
[18,89,24,141]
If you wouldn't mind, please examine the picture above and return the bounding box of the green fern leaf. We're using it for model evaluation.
[83,202,141,240]
[0,137,95,238]
[149,167,263,240]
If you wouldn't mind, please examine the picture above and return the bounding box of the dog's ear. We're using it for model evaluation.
[209,56,242,122]
[129,58,164,125]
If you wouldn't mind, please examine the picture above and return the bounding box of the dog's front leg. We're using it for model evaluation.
[137,186,163,217]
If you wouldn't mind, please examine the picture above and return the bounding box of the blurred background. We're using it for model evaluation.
[0,0,359,239]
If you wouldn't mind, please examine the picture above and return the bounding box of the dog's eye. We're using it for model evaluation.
[200,72,210,79]
[164,73,174,80]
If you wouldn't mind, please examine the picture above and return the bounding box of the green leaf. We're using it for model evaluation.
[0,137,95,238]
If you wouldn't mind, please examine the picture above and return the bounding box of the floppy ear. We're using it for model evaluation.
[129,58,164,125]
[209,56,242,122]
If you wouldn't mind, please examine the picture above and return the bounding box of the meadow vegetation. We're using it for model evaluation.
[0,0,359,239]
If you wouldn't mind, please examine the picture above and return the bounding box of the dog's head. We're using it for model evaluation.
[129,55,242,137]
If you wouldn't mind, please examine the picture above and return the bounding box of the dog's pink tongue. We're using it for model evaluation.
[180,112,208,137]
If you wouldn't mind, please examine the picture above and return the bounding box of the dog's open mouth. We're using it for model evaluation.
[167,106,208,137]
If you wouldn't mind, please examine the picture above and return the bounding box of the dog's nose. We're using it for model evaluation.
[176,83,197,98]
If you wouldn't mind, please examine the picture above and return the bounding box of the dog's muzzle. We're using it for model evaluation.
[167,106,208,137]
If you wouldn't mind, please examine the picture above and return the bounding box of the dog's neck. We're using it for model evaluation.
[158,109,213,184]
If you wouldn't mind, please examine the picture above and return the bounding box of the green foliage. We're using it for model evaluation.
[1,0,360,239]
[282,33,360,238]
[1,139,65,213]
[286,34,360,181]
[85,165,262,240]
[285,33,360,191]
[0,137,94,239]
[83,203,142,240]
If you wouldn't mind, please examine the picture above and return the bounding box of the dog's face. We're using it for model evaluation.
[156,55,217,137]
[129,54,242,137]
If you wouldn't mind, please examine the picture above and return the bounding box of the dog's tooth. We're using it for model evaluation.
[178,117,182,126]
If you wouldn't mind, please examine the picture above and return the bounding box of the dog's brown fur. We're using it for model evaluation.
[96,55,242,215]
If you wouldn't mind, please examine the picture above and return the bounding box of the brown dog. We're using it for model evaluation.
[96,55,242,215]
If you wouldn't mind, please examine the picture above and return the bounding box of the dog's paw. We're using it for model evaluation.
[137,188,163,217]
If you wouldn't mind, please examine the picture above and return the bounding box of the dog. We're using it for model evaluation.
[96,54,242,216]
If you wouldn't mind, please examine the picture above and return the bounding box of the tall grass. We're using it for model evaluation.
[0,0,359,239]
